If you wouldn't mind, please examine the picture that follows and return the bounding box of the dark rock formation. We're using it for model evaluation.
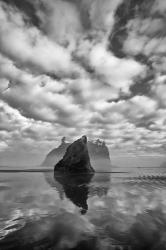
[42,137,111,172]
[54,136,94,173]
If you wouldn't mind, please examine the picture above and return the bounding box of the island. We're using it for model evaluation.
[42,136,111,172]
[54,135,94,173]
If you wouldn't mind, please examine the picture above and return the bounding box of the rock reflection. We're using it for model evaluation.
[2,172,166,249]
[44,172,110,214]
[54,173,94,214]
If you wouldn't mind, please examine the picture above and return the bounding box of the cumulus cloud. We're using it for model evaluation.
[152,0,166,14]
[38,0,124,42]
[0,2,81,77]
[152,77,166,108]
[123,17,166,57]
[37,0,83,47]
[89,43,145,93]
[0,141,8,151]
[122,1,166,64]
[88,0,123,33]
[0,0,166,164]
[0,54,85,126]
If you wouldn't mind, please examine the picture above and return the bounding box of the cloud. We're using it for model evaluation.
[0,2,80,77]
[0,99,27,129]
[37,0,83,46]
[89,43,146,93]
[128,95,158,119]
[122,2,166,66]
[88,0,123,33]
[38,0,124,39]
[152,76,166,108]
[152,0,166,14]
[0,141,8,151]
[0,0,166,163]
[0,54,84,126]
[123,17,166,57]
[0,99,28,152]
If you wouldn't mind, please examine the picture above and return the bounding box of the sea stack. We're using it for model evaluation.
[42,137,111,172]
[54,136,95,173]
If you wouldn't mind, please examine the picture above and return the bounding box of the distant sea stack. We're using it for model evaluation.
[42,137,111,172]
[42,137,70,167]
[54,136,94,173]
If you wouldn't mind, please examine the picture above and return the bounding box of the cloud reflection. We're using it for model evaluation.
[1,173,166,249]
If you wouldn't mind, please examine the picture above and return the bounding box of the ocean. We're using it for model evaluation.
[0,167,166,249]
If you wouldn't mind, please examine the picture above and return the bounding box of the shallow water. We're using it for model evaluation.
[0,168,166,249]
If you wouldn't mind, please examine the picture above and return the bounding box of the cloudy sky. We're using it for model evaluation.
[0,0,166,166]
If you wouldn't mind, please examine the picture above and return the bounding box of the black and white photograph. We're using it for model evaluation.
[0,0,166,249]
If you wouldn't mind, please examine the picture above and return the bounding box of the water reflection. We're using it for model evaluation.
[54,173,94,214]
[44,172,110,214]
[0,212,97,250]
[0,172,166,249]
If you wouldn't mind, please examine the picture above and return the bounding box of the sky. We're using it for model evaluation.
[0,0,166,166]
